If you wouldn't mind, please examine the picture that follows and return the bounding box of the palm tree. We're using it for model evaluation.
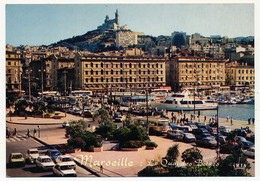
[181,147,203,166]
[165,144,179,164]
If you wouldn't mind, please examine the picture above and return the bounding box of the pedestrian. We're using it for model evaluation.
[27,129,30,137]
[37,125,40,138]
[33,128,37,137]
[248,118,251,125]
[100,165,103,173]
[226,115,229,122]
[230,117,233,125]
[252,118,255,124]
[13,128,17,137]
[6,127,10,138]
[204,116,206,122]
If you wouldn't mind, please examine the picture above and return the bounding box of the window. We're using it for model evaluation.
[85,71,88,75]
[111,63,113,68]
[111,70,113,74]
[91,77,94,82]
[96,64,98,68]
[91,69,93,75]
[101,77,104,82]
[129,63,132,68]
[96,78,98,82]
[101,69,103,75]
[8,62,11,65]
[120,63,123,68]
[91,62,93,67]
[96,71,98,75]
[101,63,103,68]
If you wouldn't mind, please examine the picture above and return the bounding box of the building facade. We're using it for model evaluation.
[167,56,227,91]
[225,62,254,89]
[74,54,166,93]
[6,51,23,94]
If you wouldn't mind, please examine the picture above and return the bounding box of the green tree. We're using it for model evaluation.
[93,108,113,126]
[14,99,29,115]
[95,125,116,139]
[165,144,179,163]
[67,137,86,149]
[181,147,203,166]
[218,142,251,176]
[30,101,46,115]
[65,120,87,138]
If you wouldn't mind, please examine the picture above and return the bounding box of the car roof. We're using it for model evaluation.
[48,150,60,152]
[38,155,52,159]
[28,148,38,151]
[11,152,23,155]
[58,155,71,158]
[56,162,75,166]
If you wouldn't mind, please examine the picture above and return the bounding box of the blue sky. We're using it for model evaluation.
[6,3,254,46]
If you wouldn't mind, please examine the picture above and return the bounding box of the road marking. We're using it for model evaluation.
[6,139,10,143]
[9,138,16,142]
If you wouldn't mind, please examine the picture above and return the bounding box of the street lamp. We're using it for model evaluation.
[26,69,32,102]
[63,70,68,117]
[38,68,45,118]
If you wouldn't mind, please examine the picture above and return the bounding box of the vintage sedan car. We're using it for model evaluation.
[56,155,76,170]
[25,148,39,164]
[53,163,77,177]
[181,133,196,143]
[9,153,25,167]
[242,147,255,158]
[196,137,217,148]
[36,156,55,171]
[236,136,254,149]
[46,150,62,162]
[167,130,184,140]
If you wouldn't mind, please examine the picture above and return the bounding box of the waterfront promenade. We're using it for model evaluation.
[6,111,255,176]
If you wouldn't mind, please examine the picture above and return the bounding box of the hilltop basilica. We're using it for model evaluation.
[97,9,128,31]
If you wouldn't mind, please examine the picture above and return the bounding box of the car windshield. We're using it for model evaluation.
[30,151,38,154]
[12,154,22,159]
[51,151,61,156]
[63,157,73,162]
[42,158,52,162]
[60,165,73,170]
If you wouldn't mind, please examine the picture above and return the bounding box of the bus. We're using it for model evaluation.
[149,119,170,134]
[70,90,93,98]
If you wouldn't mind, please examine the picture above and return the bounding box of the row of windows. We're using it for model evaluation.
[181,63,223,69]
[181,69,223,74]
[85,77,164,83]
[85,69,163,75]
[85,62,164,69]
[237,81,254,85]
[180,82,223,86]
[7,61,19,66]
[238,69,254,74]
[181,76,223,80]
[238,76,254,80]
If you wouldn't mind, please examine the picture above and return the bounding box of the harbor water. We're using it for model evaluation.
[186,104,255,121]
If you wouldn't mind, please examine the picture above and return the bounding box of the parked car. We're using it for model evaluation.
[242,147,255,158]
[211,133,226,145]
[233,129,247,137]
[181,133,196,143]
[220,142,239,154]
[167,130,184,140]
[9,153,25,167]
[199,125,213,133]
[194,122,205,128]
[62,121,69,128]
[56,155,76,170]
[236,136,254,149]
[196,137,217,148]
[192,128,209,136]
[46,150,62,162]
[194,132,213,140]
[25,148,39,164]
[219,126,231,135]
[36,156,55,171]
[114,115,126,122]
[53,163,77,177]
[246,134,255,143]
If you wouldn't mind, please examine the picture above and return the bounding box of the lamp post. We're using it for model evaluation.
[63,70,68,117]
[216,105,220,159]
[26,69,32,102]
[38,68,45,118]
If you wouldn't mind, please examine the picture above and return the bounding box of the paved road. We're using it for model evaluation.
[6,131,96,177]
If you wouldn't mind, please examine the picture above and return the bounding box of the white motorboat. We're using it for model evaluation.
[151,93,218,111]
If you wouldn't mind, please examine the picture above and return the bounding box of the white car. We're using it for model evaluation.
[25,149,39,164]
[53,162,77,177]
[36,156,55,171]
[242,147,255,158]
[62,121,69,128]
[56,155,76,169]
